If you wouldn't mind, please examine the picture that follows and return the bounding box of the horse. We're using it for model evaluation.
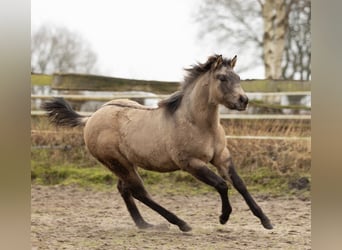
[42,54,273,232]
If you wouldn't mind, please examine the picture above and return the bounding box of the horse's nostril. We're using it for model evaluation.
[239,95,248,105]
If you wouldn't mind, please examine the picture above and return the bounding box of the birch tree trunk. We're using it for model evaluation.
[262,0,288,79]
[262,0,274,79]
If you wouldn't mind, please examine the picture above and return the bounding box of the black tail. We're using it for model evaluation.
[41,97,88,127]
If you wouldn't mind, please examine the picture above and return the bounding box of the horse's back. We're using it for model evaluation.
[103,99,156,110]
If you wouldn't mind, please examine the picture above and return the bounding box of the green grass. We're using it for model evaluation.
[239,166,310,198]
[31,161,116,190]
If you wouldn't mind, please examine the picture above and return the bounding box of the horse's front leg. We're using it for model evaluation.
[185,158,232,224]
[228,159,273,229]
[212,148,273,230]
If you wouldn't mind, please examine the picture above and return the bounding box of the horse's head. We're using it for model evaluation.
[208,55,248,111]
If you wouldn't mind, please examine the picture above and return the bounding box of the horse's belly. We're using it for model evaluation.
[127,146,180,172]
[139,161,180,172]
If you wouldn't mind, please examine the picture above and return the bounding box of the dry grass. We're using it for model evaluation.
[221,119,311,137]
[228,139,310,173]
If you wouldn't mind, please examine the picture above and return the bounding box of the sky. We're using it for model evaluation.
[31,0,264,81]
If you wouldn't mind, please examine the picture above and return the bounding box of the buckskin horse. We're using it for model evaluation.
[42,54,273,232]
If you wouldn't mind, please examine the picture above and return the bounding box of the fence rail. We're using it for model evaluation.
[41,73,311,93]
[31,110,310,120]
[31,91,311,101]
[225,135,311,141]
[31,92,311,120]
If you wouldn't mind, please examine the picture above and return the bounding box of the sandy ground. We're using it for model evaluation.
[31,185,311,250]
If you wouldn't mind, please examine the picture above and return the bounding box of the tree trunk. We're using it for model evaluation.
[262,0,274,79]
[273,0,287,78]
[262,0,288,79]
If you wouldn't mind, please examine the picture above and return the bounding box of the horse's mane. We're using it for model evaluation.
[158,54,233,114]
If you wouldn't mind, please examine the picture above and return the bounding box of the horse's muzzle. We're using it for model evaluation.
[238,95,248,110]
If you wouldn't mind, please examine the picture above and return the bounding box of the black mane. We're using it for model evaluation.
[158,91,184,114]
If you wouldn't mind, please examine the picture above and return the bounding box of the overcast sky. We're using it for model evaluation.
[31,0,264,81]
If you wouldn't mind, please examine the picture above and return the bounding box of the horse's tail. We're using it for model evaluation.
[41,97,89,127]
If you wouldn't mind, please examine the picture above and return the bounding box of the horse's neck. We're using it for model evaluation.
[182,77,220,129]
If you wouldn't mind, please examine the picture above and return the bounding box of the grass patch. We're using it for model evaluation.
[239,167,310,198]
[31,161,116,190]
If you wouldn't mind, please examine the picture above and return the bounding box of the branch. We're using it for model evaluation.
[256,0,263,8]
[229,10,263,44]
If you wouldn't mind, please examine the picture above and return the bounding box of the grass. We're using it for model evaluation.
[239,166,310,198]
[31,161,115,189]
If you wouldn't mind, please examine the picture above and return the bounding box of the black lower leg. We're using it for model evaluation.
[130,186,191,232]
[187,165,232,225]
[229,162,273,229]
[117,180,152,229]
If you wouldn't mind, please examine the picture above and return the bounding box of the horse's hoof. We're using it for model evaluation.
[219,214,229,225]
[261,218,273,230]
[179,223,192,232]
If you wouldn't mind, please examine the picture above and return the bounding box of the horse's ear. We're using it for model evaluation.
[213,54,223,69]
[230,55,237,68]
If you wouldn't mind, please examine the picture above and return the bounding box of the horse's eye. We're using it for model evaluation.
[217,74,228,82]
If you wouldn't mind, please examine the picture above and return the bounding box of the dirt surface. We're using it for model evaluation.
[31,185,311,250]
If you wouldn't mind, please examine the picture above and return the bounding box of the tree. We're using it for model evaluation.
[31,25,98,74]
[282,0,311,80]
[196,0,311,80]
[261,0,288,79]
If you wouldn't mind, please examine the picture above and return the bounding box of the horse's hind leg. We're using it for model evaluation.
[124,170,192,232]
[228,159,273,229]
[117,179,152,229]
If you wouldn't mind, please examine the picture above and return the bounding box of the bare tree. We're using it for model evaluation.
[195,0,263,74]
[31,25,98,74]
[196,0,311,80]
[282,0,311,80]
